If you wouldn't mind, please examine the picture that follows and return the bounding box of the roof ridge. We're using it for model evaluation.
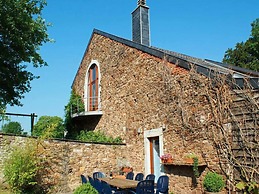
[92,29,259,80]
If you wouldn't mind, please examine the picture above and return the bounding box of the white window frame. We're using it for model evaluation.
[84,60,101,111]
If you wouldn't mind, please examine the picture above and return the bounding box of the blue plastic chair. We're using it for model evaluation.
[93,171,105,179]
[135,173,144,181]
[88,176,95,188]
[94,178,103,193]
[115,191,128,194]
[126,172,134,180]
[101,181,127,194]
[129,180,154,194]
[101,180,113,194]
[145,174,155,181]
[155,175,169,194]
[80,174,87,184]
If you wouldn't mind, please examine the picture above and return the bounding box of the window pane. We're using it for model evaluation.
[92,67,96,80]
[88,64,98,111]
[92,83,96,97]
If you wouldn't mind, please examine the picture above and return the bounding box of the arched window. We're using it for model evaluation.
[87,64,99,111]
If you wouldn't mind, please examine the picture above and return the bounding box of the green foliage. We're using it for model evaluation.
[3,140,41,194]
[73,183,98,194]
[64,90,85,137]
[203,172,225,192]
[77,130,122,144]
[32,116,64,138]
[0,110,8,123]
[223,18,259,71]
[0,105,7,121]
[236,181,259,194]
[185,153,199,178]
[0,0,51,107]
[1,121,23,135]
[192,157,199,178]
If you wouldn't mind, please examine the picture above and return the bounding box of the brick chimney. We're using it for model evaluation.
[132,0,150,46]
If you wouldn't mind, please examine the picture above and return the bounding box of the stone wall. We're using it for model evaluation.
[0,134,131,193]
[0,132,225,193]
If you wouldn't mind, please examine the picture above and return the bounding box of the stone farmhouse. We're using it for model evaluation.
[71,1,259,193]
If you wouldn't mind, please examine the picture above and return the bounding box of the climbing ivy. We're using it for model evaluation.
[64,90,84,138]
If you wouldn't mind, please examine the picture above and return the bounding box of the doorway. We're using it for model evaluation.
[144,127,164,182]
[149,137,160,180]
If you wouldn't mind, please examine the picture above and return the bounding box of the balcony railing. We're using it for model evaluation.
[86,97,101,111]
[71,97,102,118]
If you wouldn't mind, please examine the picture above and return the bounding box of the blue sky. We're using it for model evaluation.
[5,0,259,133]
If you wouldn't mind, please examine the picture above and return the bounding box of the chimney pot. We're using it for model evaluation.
[138,0,146,6]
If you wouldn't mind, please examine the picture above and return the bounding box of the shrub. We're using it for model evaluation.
[203,172,225,192]
[77,130,122,143]
[73,183,98,194]
[3,140,41,194]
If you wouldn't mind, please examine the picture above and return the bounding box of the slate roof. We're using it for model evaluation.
[83,29,259,89]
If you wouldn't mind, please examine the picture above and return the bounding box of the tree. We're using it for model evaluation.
[1,121,23,134]
[0,0,51,108]
[223,18,259,71]
[32,116,65,138]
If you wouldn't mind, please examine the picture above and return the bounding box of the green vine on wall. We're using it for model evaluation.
[64,90,85,138]
[193,157,199,178]
[159,61,259,189]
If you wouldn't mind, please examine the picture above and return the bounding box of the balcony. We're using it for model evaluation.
[71,97,103,119]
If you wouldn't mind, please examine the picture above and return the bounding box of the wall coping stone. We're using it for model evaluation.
[0,132,126,146]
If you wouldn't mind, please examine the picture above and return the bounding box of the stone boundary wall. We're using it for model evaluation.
[0,134,223,194]
[0,133,129,193]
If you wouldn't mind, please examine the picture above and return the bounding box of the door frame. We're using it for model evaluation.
[144,127,164,176]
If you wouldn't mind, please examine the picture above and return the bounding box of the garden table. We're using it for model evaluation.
[98,177,139,189]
